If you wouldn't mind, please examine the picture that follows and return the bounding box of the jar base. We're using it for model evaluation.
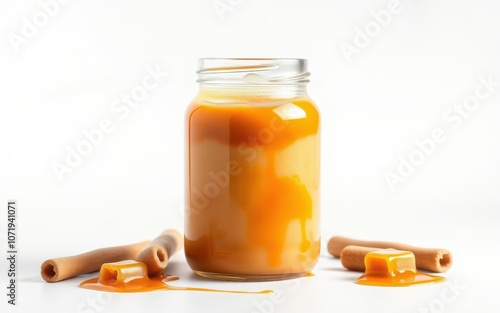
[193,270,308,282]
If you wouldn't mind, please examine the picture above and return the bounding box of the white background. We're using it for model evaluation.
[1,0,499,312]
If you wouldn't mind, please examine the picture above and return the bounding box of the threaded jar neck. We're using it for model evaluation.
[197,58,310,98]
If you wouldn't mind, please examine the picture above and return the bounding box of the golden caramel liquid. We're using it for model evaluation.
[356,250,445,287]
[185,92,320,281]
[80,260,271,294]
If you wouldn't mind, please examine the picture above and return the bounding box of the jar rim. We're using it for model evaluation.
[197,58,310,85]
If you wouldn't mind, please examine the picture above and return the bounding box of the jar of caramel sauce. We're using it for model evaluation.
[185,58,320,281]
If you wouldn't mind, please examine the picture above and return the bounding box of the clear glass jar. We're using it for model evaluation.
[184,58,320,281]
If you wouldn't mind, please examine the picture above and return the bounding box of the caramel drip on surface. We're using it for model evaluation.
[80,276,271,294]
[356,250,445,287]
[80,261,272,294]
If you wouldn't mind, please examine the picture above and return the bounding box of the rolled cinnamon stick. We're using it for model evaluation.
[328,236,452,273]
[41,241,150,282]
[135,229,183,276]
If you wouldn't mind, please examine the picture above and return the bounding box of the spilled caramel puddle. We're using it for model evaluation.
[356,250,445,287]
[80,260,272,294]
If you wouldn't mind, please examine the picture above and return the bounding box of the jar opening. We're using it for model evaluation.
[197,58,310,85]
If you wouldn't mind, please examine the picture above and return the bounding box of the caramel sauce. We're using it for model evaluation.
[80,261,272,294]
[185,97,320,278]
[356,250,445,287]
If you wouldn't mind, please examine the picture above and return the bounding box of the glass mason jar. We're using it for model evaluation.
[184,58,320,281]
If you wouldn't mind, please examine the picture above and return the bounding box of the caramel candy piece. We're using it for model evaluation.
[98,260,148,284]
[356,249,445,287]
[328,236,452,273]
[80,260,272,294]
[41,241,150,282]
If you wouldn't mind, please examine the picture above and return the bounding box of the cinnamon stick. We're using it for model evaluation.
[340,245,380,272]
[328,236,452,273]
[41,241,150,282]
[135,229,183,276]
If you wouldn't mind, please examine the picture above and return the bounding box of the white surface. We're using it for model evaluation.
[6,234,500,313]
[1,0,499,312]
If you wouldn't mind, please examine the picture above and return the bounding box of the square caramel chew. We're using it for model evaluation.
[98,260,148,284]
[364,249,417,277]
